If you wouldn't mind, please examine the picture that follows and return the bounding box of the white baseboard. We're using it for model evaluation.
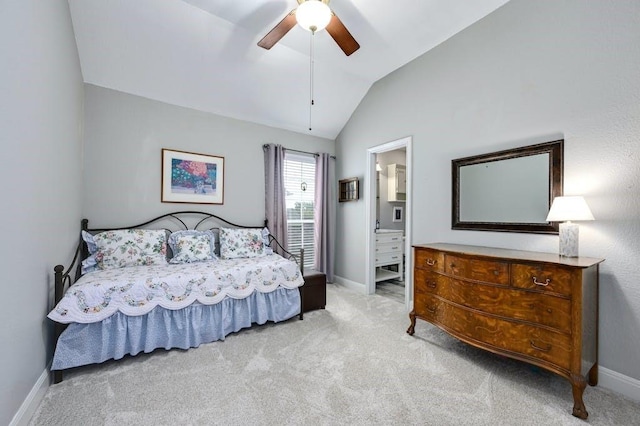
[599,366,640,403]
[9,367,50,426]
[332,275,365,293]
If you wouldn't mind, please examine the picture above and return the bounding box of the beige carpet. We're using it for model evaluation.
[31,285,640,425]
[376,279,405,304]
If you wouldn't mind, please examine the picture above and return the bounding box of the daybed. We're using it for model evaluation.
[48,211,304,383]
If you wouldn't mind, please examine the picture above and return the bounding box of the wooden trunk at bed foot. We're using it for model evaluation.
[300,270,326,319]
[410,243,603,420]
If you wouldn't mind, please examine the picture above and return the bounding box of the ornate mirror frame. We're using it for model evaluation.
[452,140,563,234]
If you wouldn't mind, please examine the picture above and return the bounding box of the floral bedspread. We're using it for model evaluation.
[48,254,303,324]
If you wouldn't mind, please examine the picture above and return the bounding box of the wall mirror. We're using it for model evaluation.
[452,140,563,234]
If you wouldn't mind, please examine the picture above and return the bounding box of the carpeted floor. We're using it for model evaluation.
[375,279,405,304]
[31,285,640,425]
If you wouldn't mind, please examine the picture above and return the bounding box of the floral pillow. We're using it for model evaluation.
[93,229,168,270]
[219,227,272,259]
[168,230,217,264]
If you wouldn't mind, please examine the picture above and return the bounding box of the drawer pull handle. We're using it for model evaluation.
[427,281,436,289]
[426,306,436,314]
[426,259,436,266]
[530,340,552,352]
[493,270,500,276]
[532,277,551,287]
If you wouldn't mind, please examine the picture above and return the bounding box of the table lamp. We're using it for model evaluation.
[546,196,595,257]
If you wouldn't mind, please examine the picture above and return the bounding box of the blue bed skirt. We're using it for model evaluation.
[52,287,301,371]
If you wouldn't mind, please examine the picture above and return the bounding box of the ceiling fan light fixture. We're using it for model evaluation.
[296,0,332,33]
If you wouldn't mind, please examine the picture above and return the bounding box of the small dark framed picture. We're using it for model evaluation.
[392,206,403,222]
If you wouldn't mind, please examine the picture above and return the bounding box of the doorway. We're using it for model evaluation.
[365,137,412,311]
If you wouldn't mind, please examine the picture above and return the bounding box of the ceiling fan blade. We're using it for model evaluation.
[257,10,297,50]
[326,13,360,56]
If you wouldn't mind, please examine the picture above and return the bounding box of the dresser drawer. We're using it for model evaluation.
[376,232,403,244]
[512,263,574,297]
[376,251,402,265]
[434,300,572,370]
[413,292,441,320]
[416,273,571,333]
[445,255,509,285]
[414,269,440,295]
[376,241,403,255]
[414,248,444,272]
[446,278,571,333]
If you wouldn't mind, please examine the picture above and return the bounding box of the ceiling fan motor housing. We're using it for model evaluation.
[296,0,332,33]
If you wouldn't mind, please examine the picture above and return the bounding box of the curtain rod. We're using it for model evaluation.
[263,144,336,160]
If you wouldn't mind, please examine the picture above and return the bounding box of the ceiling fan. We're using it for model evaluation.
[257,0,360,56]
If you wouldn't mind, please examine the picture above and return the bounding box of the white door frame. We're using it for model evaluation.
[365,136,413,311]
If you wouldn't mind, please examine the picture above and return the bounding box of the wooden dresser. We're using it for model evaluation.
[408,243,603,419]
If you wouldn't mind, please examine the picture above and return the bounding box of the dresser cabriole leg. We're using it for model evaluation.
[407,310,416,335]
[588,363,598,386]
[570,374,588,419]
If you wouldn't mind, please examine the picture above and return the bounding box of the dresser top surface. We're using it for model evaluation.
[375,229,403,234]
[414,243,604,268]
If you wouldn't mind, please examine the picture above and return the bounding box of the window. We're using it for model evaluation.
[284,153,315,271]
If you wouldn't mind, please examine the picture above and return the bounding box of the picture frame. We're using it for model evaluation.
[161,148,224,204]
[338,177,359,202]
[392,206,403,222]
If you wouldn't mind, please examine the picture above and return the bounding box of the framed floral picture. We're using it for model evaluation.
[161,148,224,204]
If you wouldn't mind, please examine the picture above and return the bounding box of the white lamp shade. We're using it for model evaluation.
[546,196,595,222]
[296,0,332,32]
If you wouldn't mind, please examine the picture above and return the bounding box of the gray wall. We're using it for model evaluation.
[335,0,640,384]
[0,1,83,424]
[82,85,334,226]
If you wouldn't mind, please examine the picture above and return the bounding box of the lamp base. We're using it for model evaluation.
[559,222,579,257]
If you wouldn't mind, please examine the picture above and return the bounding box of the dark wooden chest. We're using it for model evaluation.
[300,269,326,319]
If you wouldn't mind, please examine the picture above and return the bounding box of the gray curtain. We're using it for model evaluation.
[263,144,288,256]
[314,153,335,282]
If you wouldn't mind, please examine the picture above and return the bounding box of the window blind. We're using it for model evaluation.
[284,153,315,270]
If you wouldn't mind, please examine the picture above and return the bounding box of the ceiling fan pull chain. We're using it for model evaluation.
[309,31,316,131]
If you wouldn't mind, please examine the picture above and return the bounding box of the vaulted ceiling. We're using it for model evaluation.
[68,0,510,139]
